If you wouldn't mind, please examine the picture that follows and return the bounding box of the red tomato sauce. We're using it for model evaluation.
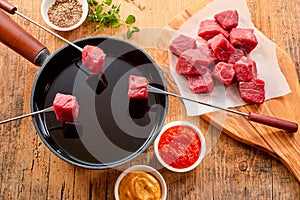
[158,125,201,169]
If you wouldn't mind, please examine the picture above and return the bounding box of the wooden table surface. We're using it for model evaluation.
[0,0,299,199]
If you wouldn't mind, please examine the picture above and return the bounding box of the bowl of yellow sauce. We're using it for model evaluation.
[114,165,167,200]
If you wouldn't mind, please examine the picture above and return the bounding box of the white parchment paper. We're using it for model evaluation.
[169,0,291,116]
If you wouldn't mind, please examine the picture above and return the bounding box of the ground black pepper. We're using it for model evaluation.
[48,0,83,28]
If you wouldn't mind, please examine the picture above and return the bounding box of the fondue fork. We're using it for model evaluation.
[148,85,298,133]
[0,106,54,125]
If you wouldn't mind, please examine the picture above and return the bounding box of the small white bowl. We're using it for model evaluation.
[114,165,167,200]
[41,0,88,31]
[154,121,206,173]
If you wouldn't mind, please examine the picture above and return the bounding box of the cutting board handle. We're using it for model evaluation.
[277,139,300,183]
[0,9,49,66]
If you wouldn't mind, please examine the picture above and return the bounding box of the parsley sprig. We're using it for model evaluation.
[87,0,140,39]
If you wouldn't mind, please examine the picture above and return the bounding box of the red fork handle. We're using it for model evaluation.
[248,112,298,133]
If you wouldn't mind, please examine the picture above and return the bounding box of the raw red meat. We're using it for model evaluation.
[170,9,265,98]
[211,62,235,86]
[176,48,213,75]
[82,45,106,76]
[53,93,79,121]
[230,28,258,54]
[239,78,265,104]
[181,48,214,68]
[169,34,197,56]
[198,19,229,40]
[214,10,239,30]
[227,48,244,64]
[188,72,214,93]
[234,56,257,82]
[208,34,235,61]
[198,44,219,64]
[128,75,149,99]
[176,57,198,75]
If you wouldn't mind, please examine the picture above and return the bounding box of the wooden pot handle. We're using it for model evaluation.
[0,9,49,66]
[0,0,16,14]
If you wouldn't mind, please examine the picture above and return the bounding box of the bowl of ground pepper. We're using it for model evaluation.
[41,0,88,31]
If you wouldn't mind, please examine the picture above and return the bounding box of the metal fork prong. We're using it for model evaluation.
[147,85,248,117]
[148,85,167,94]
[0,106,54,125]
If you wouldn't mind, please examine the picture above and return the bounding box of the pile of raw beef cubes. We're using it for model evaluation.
[169,10,265,104]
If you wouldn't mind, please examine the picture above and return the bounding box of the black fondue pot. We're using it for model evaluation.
[0,7,168,169]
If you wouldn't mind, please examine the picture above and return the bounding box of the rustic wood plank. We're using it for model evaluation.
[0,0,299,200]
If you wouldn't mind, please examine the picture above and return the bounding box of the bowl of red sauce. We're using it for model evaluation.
[154,121,206,172]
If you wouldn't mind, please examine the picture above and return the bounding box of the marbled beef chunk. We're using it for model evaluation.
[239,78,265,104]
[188,72,214,94]
[176,48,213,75]
[169,34,197,56]
[176,56,199,75]
[208,34,235,61]
[198,19,229,40]
[128,75,149,99]
[82,45,106,76]
[199,44,219,64]
[53,93,79,121]
[234,56,257,82]
[214,10,239,30]
[211,62,235,86]
[230,28,258,54]
[227,48,244,64]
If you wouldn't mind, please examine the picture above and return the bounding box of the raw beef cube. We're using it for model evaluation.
[181,48,214,68]
[176,57,197,75]
[230,28,258,54]
[188,72,214,93]
[198,44,219,64]
[208,34,235,61]
[82,45,106,75]
[176,48,212,75]
[169,34,197,56]
[234,56,257,82]
[198,19,229,40]
[53,93,79,121]
[211,62,235,86]
[227,48,245,64]
[128,75,149,99]
[239,78,265,104]
[214,10,239,30]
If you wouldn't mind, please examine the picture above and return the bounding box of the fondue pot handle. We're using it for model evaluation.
[0,9,49,66]
[0,0,16,14]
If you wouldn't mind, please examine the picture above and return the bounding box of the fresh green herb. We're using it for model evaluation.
[87,0,139,39]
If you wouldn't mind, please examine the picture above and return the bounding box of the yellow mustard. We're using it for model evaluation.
[118,171,162,200]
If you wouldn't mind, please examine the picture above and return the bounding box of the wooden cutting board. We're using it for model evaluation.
[159,0,300,182]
